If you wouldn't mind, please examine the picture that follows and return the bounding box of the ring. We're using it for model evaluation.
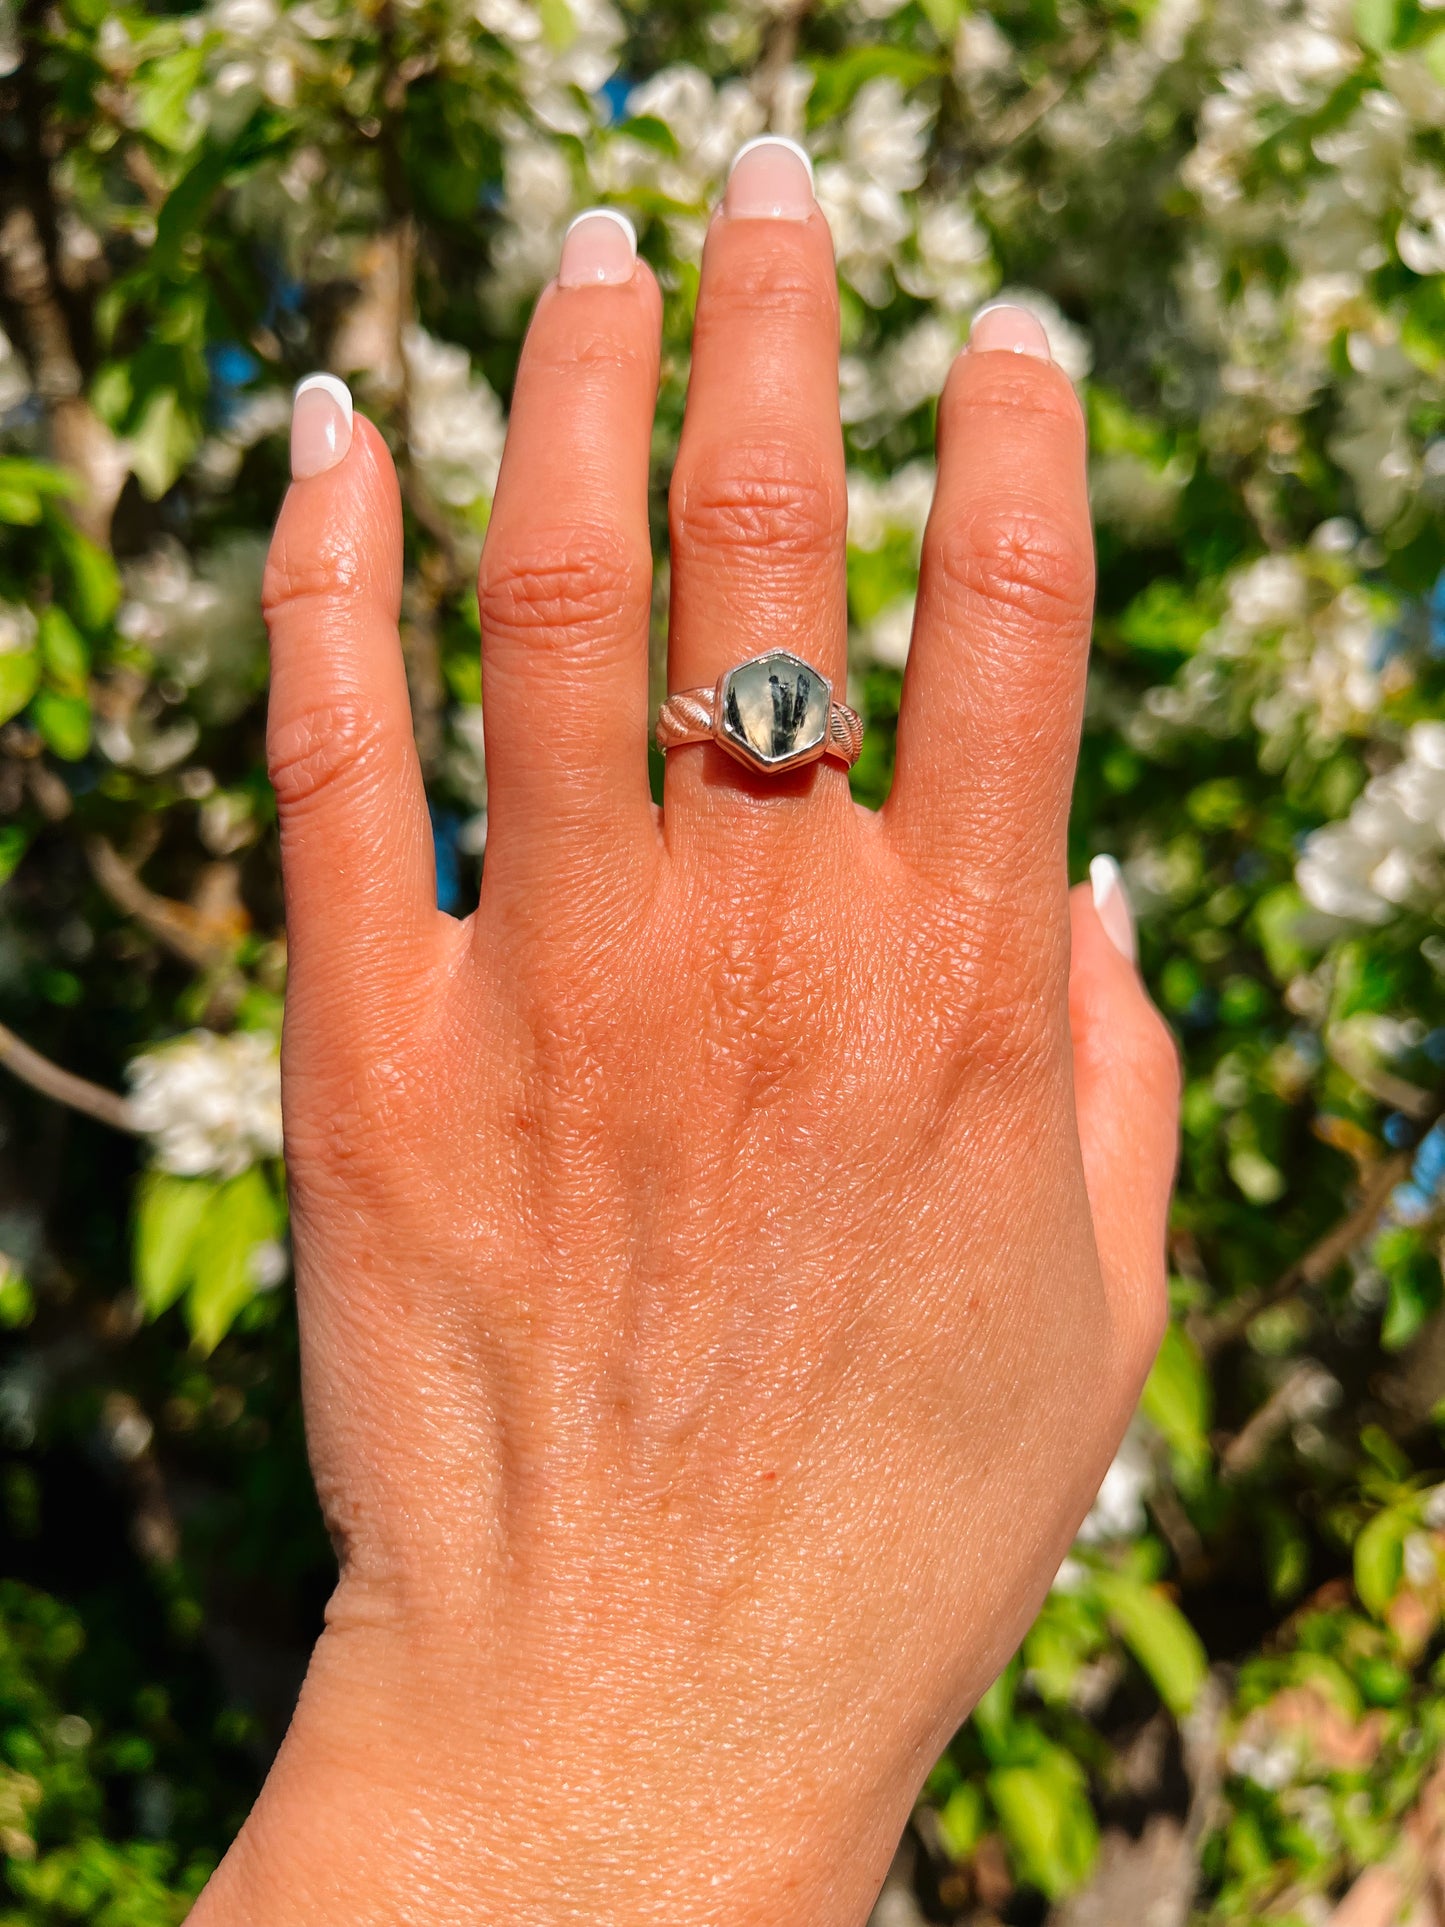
[655,649,863,775]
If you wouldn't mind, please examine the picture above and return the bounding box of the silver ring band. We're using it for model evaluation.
[655,651,862,775]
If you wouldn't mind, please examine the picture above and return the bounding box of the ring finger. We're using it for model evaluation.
[664,138,851,838]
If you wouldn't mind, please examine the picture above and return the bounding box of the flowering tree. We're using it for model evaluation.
[4,0,1445,1919]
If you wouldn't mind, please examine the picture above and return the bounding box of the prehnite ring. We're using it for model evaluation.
[655,650,863,775]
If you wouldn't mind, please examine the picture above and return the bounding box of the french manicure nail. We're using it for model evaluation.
[290,374,353,480]
[968,303,1052,361]
[726,136,815,220]
[558,208,638,287]
[1090,855,1136,964]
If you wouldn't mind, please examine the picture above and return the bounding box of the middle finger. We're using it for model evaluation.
[664,139,851,836]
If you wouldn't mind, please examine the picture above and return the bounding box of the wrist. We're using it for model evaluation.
[190,1616,912,1927]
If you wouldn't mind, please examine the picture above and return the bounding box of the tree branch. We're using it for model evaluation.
[754,0,816,125]
[86,837,248,972]
[1195,1147,1416,1356]
[977,28,1106,154]
[0,1021,135,1133]
[0,6,127,545]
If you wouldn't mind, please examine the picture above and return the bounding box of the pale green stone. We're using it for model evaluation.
[719,652,830,769]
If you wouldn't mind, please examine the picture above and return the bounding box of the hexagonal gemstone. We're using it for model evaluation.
[719,651,830,769]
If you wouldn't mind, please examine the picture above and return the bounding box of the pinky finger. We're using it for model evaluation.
[1069,860,1181,1374]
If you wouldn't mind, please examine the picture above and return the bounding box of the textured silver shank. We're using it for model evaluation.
[656,687,863,770]
[827,701,864,767]
[654,688,716,750]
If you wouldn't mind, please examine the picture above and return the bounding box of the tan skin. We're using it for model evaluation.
[191,161,1179,1927]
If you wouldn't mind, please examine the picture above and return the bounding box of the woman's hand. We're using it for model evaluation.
[193,140,1178,1927]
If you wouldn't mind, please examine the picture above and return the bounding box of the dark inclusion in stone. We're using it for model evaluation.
[719,651,830,769]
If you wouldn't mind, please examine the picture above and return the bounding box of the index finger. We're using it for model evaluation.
[264,393,441,1019]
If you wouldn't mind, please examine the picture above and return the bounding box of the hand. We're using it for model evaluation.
[193,141,1178,1927]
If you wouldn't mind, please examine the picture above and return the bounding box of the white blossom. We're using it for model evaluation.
[1229,1733,1302,1791]
[1074,1428,1154,1547]
[128,1030,283,1180]
[0,601,36,656]
[861,599,916,670]
[898,200,994,310]
[116,537,267,713]
[842,77,931,195]
[403,327,508,511]
[1299,723,1445,924]
[0,326,31,416]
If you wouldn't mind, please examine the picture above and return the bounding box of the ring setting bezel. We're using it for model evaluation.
[713,649,833,775]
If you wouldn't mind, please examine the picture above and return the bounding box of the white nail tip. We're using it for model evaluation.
[563,207,638,252]
[730,135,815,190]
[293,373,353,425]
[1089,854,1123,905]
[1090,855,1136,962]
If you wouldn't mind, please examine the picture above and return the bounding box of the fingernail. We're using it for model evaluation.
[968,304,1052,361]
[1090,856,1136,964]
[291,374,353,479]
[726,136,814,220]
[558,208,638,288]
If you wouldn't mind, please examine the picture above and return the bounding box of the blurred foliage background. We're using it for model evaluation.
[4,0,1445,1919]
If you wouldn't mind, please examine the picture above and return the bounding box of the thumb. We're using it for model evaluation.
[1069,858,1180,1372]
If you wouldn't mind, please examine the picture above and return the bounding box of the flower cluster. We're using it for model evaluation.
[127,1031,283,1180]
[1299,722,1445,923]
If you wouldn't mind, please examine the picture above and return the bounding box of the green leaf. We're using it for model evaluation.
[1115,578,1214,658]
[1254,885,1314,984]
[0,458,76,526]
[806,47,942,125]
[1023,1594,1104,1706]
[1091,1570,1207,1716]
[536,0,576,48]
[32,691,91,761]
[1354,0,1400,51]
[45,512,121,631]
[1382,1250,1441,1352]
[1260,1503,1310,1604]
[1354,1503,1411,1617]
[0,824,30,884]
[1141,1323,1212,1470]
[153,109,291,270]
[971,1661,1018,1760]
[134,1173,218,1318]
[128,388,199,501]
[0,649,40,728]
[938,1781,986,1860]
[135,46,206,153]
[918,0,967,41]
[615,114,679,156]
[989,1755,1098,1900]
[38,607,90,697]
[185,1168,281,1355]
[0,1262,34,1329]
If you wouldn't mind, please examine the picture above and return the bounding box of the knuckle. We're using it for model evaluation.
[478,525,650,656]
[531,323,652,384]
[268,699,397,815]
[899,881,1067,1062]
[939,351,1083,440]
[701,242,835,330]
[929,499,1094,639]
[263,531,370,622]
[673,439,846,563]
